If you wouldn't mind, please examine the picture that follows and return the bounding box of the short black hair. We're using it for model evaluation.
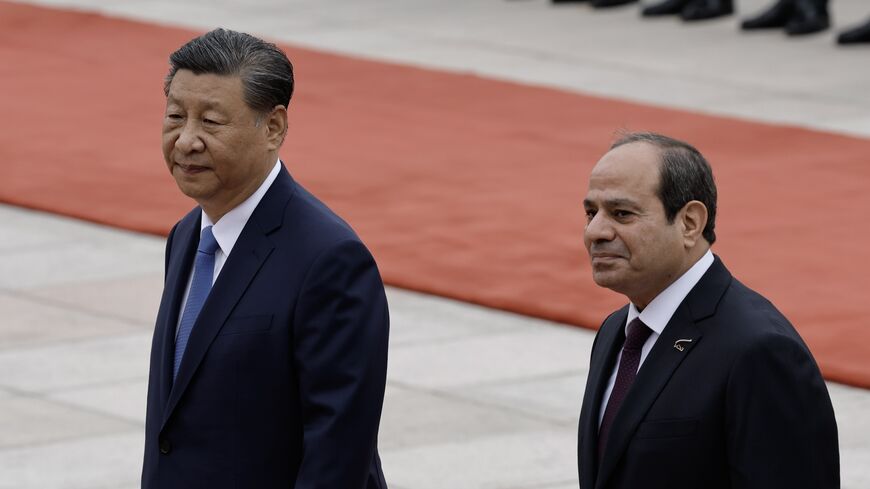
[611,132,718,244]
[164,28,294,114]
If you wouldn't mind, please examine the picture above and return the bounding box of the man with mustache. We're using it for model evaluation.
[577,132,839,488]
[142,28,389,489]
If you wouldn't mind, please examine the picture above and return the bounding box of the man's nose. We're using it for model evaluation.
[175,121,205,154]
[584,212,615,243]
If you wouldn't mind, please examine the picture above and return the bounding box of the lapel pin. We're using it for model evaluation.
[673,339,693,352]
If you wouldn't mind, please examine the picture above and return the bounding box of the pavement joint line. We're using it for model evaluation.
[0,384,37,398]
[386,379,576,429]
[0,240,92,254]
[0,427,143,454]
[0,375,148,399]
[389,326,535,348]
[0,330,151,355]
[37,375,149,396]
[0,204,166,240]
[388,298,569,327]
[390,323,587,349]
[0,287,153,330]
[450,369,589,388]
[497,479,578,489]
[0,384,146,429]
[0,333,150,354]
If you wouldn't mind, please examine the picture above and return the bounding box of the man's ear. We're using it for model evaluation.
[680,200,708,248]
[264,105,288,150]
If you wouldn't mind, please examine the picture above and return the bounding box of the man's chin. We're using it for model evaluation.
[591,269,625,290]
[174,180,214,202]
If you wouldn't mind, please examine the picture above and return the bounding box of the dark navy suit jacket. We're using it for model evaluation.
[143,167,389,489]
[578,256,839,489]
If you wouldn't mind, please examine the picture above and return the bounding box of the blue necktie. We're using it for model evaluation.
[174,225,219,380]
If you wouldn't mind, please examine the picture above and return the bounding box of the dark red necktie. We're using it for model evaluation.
[598,317,652,463]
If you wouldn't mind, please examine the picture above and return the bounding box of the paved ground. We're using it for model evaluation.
[2,1,869,488]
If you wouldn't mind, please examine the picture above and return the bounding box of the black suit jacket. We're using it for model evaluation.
[578,256,839,489]
[143,167,389,489]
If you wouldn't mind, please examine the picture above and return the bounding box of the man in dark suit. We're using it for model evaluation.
[142,28,389,489]
[577,132,839,488]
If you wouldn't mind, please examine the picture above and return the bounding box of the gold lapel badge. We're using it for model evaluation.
[673,339,693,352]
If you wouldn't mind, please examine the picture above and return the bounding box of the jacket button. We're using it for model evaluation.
[159,439,171,454]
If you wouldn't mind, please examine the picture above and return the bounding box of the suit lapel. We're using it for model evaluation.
[578,308,627,488]
[156,214,199,409]
[161,168,296,429]
[594,256,731,489]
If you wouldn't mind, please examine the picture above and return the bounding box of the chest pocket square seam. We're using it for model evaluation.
[218,314,274,336]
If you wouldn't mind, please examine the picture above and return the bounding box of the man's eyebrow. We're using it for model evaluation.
[164,95,226,111]
[604,198,640,208]
[583,197,640,208]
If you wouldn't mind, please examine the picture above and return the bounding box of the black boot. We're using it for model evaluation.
[785,0,829,35]
[741,0,793,30]
[592,0,638,8]
[837,17,870,45]
[682,0,733,21]
[642,0,690,16]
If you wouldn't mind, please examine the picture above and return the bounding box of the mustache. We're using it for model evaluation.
[588,244,628,258]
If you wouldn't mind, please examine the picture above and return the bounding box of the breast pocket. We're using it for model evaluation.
[218,314,273,336]
[635,418,698,439]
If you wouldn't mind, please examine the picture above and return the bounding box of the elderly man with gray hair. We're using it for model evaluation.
[142,28,390,489]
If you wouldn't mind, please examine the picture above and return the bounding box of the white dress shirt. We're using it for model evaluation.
[598,249,714,426]
[175,160,281,336]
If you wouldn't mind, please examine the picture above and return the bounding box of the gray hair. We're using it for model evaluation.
[611,131,718,244]
[164,28,294,115]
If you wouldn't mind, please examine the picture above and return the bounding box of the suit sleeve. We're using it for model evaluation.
[725,331,839,489]
[292,238,390,489]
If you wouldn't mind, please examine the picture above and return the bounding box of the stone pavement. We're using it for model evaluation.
[2,1,870,488]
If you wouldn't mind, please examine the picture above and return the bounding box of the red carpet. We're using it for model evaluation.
[2,1,869,387]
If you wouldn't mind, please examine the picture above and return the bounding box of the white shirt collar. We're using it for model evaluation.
[200,159,281,257]
[625,249,714,336]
